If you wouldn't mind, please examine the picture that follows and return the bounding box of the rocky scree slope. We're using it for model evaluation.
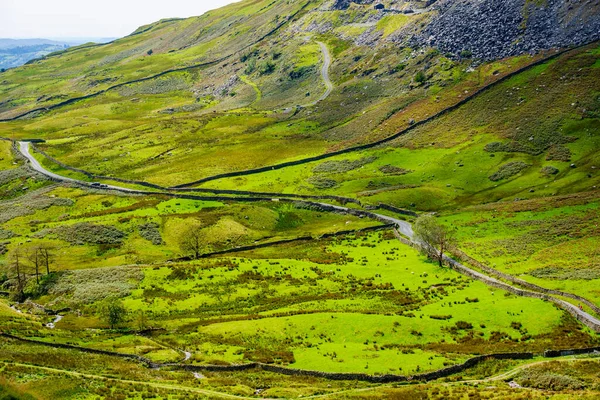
[409,0,600,59]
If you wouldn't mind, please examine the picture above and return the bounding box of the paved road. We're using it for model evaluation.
[316,41,333,103]
[19,141,136,193]
[303,41,333,107]
[17,140,600,332]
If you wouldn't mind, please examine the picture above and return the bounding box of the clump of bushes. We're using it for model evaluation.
[455,321,473,330]
[430,315,453,320]
[259,61,276,75]
[530,266,600,281]
[53,223,126,245]
[0,228,15,240]
[289,66,314,80]
[517,370,586,391]
[313,156,377,174]
[138,222,163,245]
[415,71,427,84]
[379,165,412,175]
[546,144,572,162]
[541,166,560,176]
[48,267,143,304]
[307,176,338,189]
[489,161,530,181]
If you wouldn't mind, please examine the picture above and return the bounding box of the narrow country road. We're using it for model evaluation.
[316,41,333,103]
[303,41,333,107]
[19,141,136,193]
[16,141,600,332]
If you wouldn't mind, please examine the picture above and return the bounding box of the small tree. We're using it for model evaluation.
[7,247,26,302]
[38,245,54,275]
[413,215,456,267]
[179,222,205,259]
[102,299,127,329]
[26,246,41,285]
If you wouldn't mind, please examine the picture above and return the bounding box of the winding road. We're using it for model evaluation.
[16,141,600,333]
[315,41,334,103]
[303,41,333,107]
[19,141,136,193]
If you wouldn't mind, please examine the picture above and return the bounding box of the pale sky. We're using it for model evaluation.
[0,0,240,39]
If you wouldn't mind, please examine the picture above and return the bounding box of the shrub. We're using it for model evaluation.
[259,61,276,75]
[53,223,126,245]
[541,166,560,176]
[489,161,530,181]
[138,222,164,245]
[379,165,412,175]
[415,71,427,84]
[460,49,473,58]
[518,371,585,391]
[48,267,143,304]
[313,156,376,174]
[289,66,314,80]
[245,59,256,74]
[307,176,338,189]
[430,315,453,320]
[530,266,600,281]
[455,321,473,330]
[546,144,572,162]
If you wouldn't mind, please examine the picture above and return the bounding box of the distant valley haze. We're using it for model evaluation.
[0,0,241,39]
[0,0,240,68]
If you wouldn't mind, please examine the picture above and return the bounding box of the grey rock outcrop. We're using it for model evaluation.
[409,0,600,60]
[332,0,376,10]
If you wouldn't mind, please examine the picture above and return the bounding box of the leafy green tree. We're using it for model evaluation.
[102,299,127,329]
[179,221,206,259]
[413,215,456,267]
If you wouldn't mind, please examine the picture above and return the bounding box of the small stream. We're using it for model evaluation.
[46,314,63,329]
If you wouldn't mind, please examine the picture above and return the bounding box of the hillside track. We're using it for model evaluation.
[303,40,334,107]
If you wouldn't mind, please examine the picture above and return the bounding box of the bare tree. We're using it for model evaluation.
[413,215,456,267]
[179,222,206,259]
[38,245,53,275]
[7,246,25,300]
[26,246,41,285]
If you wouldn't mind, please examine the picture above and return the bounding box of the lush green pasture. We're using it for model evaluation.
[442,193,600,302]
[6,230,589,379]
[202,44,600,212]
[0,185,376,271]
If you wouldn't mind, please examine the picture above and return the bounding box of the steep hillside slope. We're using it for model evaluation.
[0,0,598,191]
[0,0,313,119]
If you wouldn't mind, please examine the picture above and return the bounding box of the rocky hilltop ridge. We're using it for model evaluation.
[410,0,600,59]
[328,0,600,60]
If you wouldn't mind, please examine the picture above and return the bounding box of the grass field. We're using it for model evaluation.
[0,0,599,398]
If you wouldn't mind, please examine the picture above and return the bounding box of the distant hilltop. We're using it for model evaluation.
[0,37,116,70]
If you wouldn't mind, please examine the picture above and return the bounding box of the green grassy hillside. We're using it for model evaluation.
[1,0,599,398]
